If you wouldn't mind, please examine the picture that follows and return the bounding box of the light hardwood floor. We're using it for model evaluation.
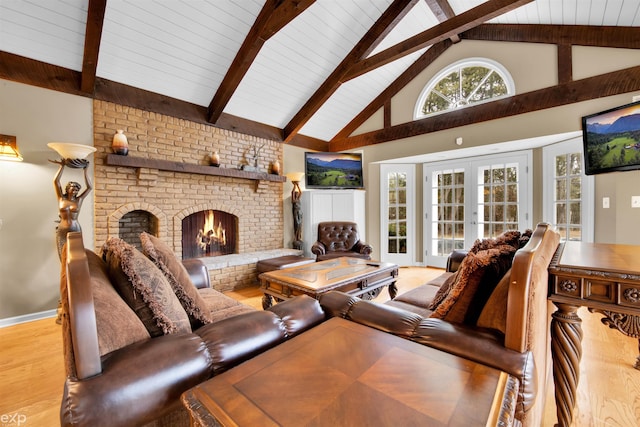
[1,267,639,426]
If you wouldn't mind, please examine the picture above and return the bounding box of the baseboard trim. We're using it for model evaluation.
[0,309,57,329]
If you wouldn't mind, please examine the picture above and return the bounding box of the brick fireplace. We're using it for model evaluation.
[92,100,296,291]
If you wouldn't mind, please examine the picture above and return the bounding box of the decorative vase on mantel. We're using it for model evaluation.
[210,151,220,167]
[112,130,129,155]
[270,160,281,175]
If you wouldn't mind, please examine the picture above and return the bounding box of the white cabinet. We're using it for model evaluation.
[301,190,366,257]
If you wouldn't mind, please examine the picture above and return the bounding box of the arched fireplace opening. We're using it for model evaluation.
[182,210,238,259]
[119,210,159,251]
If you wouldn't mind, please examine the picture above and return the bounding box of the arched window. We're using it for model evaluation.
[414,58,514,119]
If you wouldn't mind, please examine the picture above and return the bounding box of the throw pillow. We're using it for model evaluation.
[476,268,511,335]
[102,237,191,337]
[85,249,150,355]
[430,244,516,325]
[469,230,521,254]
[427,270,459,311]
[140,232,212,329]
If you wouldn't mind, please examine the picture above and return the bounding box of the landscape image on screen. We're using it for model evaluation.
[583,102,640,174]
[305,152,363,189]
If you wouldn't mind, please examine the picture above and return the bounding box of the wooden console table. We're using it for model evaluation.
[548,241,640,427]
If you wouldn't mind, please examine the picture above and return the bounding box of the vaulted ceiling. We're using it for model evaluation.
[1,0,639,152]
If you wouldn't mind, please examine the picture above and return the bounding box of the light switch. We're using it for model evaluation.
[603,197,610,209]
[632,196,640,208]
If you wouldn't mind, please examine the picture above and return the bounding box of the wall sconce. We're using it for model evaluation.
[285,172,305,250]
[0,134,23,162]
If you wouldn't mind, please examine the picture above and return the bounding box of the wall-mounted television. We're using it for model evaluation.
[304,152,364,189]
[582,100,640,175]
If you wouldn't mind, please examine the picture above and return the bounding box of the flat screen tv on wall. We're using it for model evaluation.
[582,100,640,175]
[305,152,364,189]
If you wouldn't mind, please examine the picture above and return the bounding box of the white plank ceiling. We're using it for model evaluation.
[1,0,639,141]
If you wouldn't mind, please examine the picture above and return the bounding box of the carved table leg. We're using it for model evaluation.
[551,302,583,427]
[388,282,398,299]
[588,308,640,369]
[261,294,273,310]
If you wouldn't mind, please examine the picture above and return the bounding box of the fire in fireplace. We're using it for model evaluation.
[182,210,237,259]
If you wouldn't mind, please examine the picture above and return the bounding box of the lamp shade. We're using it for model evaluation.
[0,135,22,162]
[285,172,304,182]
[48,142,97,160]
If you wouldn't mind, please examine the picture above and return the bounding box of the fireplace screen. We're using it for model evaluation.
[182,210,237,259]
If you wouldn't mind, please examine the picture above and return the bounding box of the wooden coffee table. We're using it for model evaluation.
[182,317,518,426]
[258,257,398,309]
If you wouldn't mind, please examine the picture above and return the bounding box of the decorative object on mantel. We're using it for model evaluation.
[48,143,96,259]
[210,151,220,167]
[112,129,129,155]
[270,159,281,175]
[0,134,23,162]
[241,142,265,172]
[105,154,286,183]
[286,172,304,250]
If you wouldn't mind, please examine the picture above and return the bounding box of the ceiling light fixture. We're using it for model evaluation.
[0,134,23,162]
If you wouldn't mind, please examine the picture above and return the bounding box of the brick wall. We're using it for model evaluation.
[92,100,284,290]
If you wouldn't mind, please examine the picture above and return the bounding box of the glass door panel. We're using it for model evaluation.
[381,165,414,265]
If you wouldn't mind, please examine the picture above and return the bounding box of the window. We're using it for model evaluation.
[543,139,594,242]
[414,58,514,119]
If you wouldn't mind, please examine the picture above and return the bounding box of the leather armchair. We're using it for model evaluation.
[311,221,372,261]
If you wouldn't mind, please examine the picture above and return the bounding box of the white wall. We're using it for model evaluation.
[0,80,93,320]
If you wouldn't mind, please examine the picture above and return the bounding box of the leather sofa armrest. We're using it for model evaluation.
[446,249,468,272]
[182,258,211,289]
[196,296,327,376]
[61,333,210,427]
[353,240,373,255]
[267,295,325,337]
[311,241,326,255]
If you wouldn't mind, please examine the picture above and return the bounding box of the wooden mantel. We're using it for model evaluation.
[105,154,286,183]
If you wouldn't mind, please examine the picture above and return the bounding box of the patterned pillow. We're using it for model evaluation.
[429,244,516,325]
[102,237,191,337]
[85,249,150,355]
[140,232,212,329]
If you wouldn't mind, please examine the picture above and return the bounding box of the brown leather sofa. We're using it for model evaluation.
[319,222,560,427]
[60,223,557,427]
[311,221,372,261]
[59,232,325,427]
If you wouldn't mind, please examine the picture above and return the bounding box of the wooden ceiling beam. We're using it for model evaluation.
[207,0,315,124]
[461,24,640,49]
[345,0,533,81]
[333,39,452,141]
[282,0,419,143]
[329,65,640,151]
[424,0,460,43]
[0,51,83,95]
[80,0,107,94]
[94,78,284,141]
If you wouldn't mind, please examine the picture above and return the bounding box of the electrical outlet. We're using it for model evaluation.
[632,196,640,208]
[603,197,610,209]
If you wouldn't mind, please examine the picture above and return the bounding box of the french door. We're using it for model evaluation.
[542,138,594,242]
[424,152,532,268]
[380,164,415,265]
